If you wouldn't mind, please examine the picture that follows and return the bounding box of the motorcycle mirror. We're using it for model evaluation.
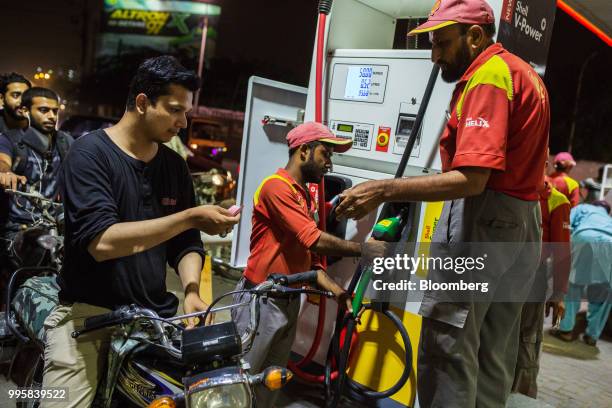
[37,234,59,250]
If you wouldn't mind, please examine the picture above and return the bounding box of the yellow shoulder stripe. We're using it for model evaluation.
[253,174,297,206]
[564,176,579,193]
[456,55,513,120]
[548,187,570,213]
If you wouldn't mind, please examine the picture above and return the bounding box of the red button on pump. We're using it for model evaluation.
[376,126,391,152]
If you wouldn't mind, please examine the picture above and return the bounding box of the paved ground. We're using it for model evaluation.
[536,321,612,408]
[0,271,610,407]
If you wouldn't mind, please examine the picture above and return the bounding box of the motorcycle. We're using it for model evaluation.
[7,270,331,408]
[0,188,63,402]
[2,188,64,271]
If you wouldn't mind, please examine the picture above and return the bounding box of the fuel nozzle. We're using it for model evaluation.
[371,207,409,242]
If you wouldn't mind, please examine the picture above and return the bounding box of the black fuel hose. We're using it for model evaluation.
[346,306,412,398]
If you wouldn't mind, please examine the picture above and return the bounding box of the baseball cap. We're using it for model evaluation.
[553,152,576,166]
[408,0,495,36]
[286,122,353,153]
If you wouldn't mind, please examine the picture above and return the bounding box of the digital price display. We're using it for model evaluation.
[344,66,373,100]
[337,123,354,133]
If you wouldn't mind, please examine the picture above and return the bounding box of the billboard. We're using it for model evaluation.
[98,0,221,60]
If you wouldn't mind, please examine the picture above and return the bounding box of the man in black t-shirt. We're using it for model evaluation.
[41,56,240,407]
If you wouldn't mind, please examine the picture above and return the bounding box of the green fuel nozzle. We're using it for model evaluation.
[351,207,410,316]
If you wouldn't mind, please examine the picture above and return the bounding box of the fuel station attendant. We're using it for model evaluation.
[335,0,550,406]
[231,122,387,408]
[549,151,580,207]
[512,176,571,398]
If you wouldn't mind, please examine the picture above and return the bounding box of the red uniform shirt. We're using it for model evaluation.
[439,43,550,201]
[548,171,580,207]
[244,168,322,284]
[540,181,571,294]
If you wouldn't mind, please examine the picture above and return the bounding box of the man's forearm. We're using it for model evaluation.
[310,231,361,257]
[178,252,204,296]
[316,270,346,297]
[382,169,490,202]
[88,209,194,262]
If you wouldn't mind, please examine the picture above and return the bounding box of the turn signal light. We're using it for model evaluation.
[148,396,176,408]
[263,366,293,391]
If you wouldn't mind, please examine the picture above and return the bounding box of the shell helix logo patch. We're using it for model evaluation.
[465,117,490,128]
[430,0,441,16]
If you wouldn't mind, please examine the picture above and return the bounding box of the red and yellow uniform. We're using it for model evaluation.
[549,171,580,207]
[244,168,323,284]
[540,180,571,294]
[439,43,550,201]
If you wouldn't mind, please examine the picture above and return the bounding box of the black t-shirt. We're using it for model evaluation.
[58,129,204,317]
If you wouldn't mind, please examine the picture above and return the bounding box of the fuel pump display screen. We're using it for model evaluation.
[330,64,389,104]
[337,123,354,133]
[344,66,372,100]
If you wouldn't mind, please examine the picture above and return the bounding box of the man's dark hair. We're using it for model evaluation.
[0,72,31,95]
[459,23,496,38]
[21,87,59,109]
[126,55,201,111]
[553,161,570,172]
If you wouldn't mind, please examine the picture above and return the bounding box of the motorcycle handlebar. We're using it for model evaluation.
[268,270,319,286]
[72,307,133,338]
[4,188,62,207]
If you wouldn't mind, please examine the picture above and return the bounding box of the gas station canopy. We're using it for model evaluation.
[558,0,610,46]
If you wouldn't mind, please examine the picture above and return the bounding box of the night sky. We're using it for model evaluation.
[1,0,610,162]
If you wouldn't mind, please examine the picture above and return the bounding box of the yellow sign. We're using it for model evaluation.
[416,201,443,277]
[109,9,171,35]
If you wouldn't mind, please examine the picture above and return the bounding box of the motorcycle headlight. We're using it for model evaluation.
[188,382,250,408]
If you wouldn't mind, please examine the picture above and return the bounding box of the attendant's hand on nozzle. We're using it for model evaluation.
[335,180,387,220]
[0,171,27,191]
[361,239,391,263]
[188,205,240,236]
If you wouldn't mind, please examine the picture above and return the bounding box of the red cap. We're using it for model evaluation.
[553,152,576,166]
[286,122,353,153]
[408,0,495,36]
